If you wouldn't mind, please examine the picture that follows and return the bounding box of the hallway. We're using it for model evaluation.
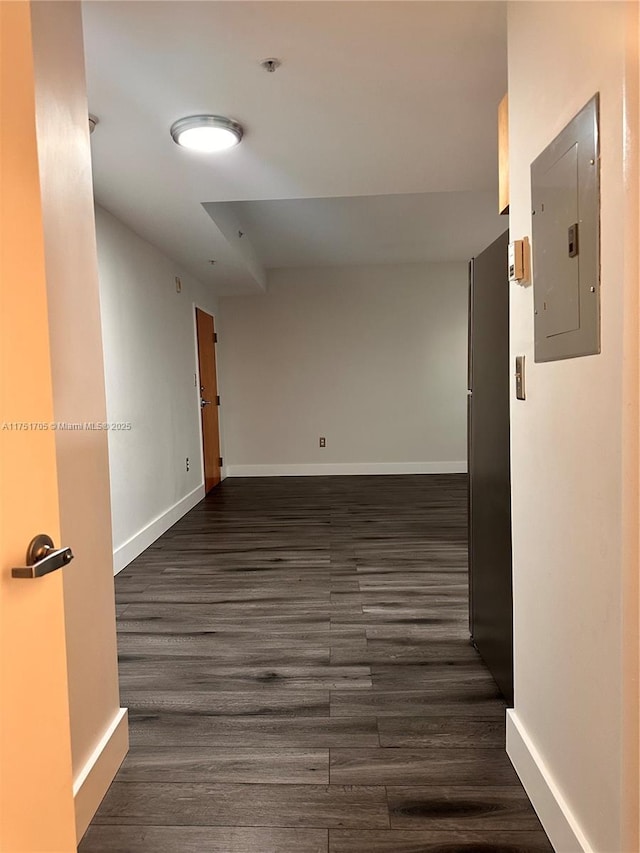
[79,476,551,852]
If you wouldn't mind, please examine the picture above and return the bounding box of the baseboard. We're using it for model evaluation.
[74,707,128,843]
[225,462,467,477]
[113,485,205,574]
[506,710,593,852]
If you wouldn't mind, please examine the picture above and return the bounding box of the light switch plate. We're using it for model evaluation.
[515,355,526,400]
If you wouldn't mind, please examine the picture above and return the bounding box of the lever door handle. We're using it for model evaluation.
[201,399,212,408]
[12,534,74,579]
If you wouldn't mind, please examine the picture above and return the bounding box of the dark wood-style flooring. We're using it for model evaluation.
[79,475,552,853]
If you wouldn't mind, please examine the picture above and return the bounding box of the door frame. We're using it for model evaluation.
[192,302,223,488]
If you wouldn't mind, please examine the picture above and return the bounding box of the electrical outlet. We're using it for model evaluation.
[319,437,326,448]
[185,457,190,472]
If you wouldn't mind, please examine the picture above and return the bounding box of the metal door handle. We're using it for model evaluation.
[12,534,74,579]
[201,399,211,408]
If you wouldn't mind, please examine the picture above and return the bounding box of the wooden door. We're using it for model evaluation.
[195,308,221,492]
[0,4,77,849]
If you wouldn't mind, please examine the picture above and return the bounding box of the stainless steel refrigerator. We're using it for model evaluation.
[468,230,514,704]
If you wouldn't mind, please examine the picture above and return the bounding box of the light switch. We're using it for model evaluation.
[515,356,526,400]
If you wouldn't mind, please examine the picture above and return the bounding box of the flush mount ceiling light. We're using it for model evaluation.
[170,115,243,153]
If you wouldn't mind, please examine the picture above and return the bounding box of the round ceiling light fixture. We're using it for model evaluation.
[170,115,243,153]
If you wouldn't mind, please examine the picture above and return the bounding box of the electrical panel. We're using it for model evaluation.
[531,95,600,362]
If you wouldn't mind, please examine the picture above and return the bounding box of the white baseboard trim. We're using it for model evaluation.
[112,485,205,575]
[74,707,128,843]
[225,462,467,478]
[507,710,592,852]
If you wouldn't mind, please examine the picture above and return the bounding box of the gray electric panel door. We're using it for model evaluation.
[468,230,513,705]
[531,94,600,362]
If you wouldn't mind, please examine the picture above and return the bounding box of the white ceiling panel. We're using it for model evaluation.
[204,191,507,269]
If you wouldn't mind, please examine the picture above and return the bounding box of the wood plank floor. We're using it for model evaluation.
[79,475,552,853]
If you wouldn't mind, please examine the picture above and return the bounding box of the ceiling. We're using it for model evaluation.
[82,1,507,293]
[204,192,506,269]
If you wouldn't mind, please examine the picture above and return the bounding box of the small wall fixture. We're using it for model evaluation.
[260,58,281,73]
[170,115,243,152]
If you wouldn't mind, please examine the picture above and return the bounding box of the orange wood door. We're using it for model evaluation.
[196,309,221,492]
[0,4,76,849]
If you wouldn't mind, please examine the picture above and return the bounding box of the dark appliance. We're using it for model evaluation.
[468,230,514,704]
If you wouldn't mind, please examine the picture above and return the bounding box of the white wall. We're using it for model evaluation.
[218,263,468,476]
[95,206,219,572]
[506,3,639,852]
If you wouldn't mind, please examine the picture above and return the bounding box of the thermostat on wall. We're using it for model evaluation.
[508,238,529,283]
